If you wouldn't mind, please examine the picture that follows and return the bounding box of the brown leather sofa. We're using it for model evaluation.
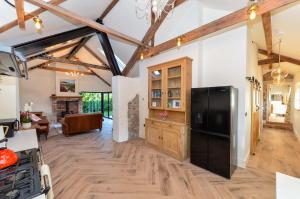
[61,113,103,136]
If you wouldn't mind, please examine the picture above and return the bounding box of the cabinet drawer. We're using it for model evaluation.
[146,119,182,132]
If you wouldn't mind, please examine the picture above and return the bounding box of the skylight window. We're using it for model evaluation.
[97,48,125,72]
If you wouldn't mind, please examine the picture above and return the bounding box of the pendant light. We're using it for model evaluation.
[271,39,289,84]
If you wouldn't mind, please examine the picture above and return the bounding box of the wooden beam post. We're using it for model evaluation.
[122,0,186,75]
[0,0,66,33]
[262,12,273,69]
[25,0,144,46]
[15,0,26,29]
[144,0,298,58]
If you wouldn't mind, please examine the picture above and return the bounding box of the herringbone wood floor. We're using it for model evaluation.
[41,120,276,199]
[248,128,300,178]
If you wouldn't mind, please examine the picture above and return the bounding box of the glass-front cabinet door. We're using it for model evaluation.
[166,65,183,111]
[149,69,163,109]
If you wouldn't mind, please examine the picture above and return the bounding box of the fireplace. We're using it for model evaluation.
[51,96,83,122]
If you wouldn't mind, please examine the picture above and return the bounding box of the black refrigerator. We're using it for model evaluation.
[190,86,238,179]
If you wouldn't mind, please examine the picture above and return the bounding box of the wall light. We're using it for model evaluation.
[140,52,144,60]
[248,4,258,21]
[177,37,182,47]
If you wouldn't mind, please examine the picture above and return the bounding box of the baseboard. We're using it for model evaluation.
[294,128,300,142]
[237,151,250,168]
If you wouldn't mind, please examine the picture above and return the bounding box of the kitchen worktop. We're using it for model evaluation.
[7,129,39,152]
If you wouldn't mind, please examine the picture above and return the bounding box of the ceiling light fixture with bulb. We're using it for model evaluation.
[64,57,86,78]
[248,0,259,21]
[135,0,176,21]
[4,0,44,31]
[33,16,43,31]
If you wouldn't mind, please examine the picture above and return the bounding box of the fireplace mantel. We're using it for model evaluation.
[50,96,83,101]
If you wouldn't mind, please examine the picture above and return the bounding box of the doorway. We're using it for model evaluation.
[267,84,292,123]
[80,92,113,119]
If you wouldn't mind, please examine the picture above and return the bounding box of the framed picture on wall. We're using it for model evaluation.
[60,79,76,93]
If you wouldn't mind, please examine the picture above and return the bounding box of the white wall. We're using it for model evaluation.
[0,76,19,120]
[112,76,139,142]
[19,70,56,120]
[19,67,111,123]
[244,22,263,165]
[293,72,300,139]
[133,5,252,167]
[155,0,203,45]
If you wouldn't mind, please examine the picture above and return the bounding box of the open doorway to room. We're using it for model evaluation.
[262,72,294,130]
[80,92,113,119]
[268,84,292,123]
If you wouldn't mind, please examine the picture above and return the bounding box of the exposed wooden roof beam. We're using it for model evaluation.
[28,60,51,71]
[25,0,144,46]
[144,0,298,58]
[258,58,282,65]
[83,45,109,66]
[14,26,96,56]
[66,36,93,59]
[15,0,26,29]
[37,55,110,70]
[122,0,186,75]
[27,41,80,61]
[258,49,300,66]
[66,0,119,60]
[99,0,119,20]
[82,66,111,86]
[262,12,273,69]
[0,0,66,33]
[40,66,94,75]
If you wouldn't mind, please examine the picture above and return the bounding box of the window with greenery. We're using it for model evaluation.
[80,92,113,119]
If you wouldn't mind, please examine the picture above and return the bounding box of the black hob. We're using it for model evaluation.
[0,149,42,199]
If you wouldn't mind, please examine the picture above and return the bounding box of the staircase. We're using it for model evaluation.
[263,122,293,131]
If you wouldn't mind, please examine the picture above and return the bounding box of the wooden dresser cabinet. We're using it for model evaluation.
[145,57,192,161]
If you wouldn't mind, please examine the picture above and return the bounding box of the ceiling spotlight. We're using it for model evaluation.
[33,16,43,31]
[140,52,144,60]
[248,2,258,21]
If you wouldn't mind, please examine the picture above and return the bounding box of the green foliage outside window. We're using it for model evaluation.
[80,92,113,118]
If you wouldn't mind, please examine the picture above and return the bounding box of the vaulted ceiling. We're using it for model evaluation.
[251,1,300,75]
[1,0,300,80]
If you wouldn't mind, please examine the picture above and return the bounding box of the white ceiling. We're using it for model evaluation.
[0,0,112,45]
[1,0,300,77]
[199,0,248,11]
[251,1,300,75]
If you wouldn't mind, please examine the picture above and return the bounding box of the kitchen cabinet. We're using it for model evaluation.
[148,57,191,113]
[145,118,188,160]
[145,57,192,161]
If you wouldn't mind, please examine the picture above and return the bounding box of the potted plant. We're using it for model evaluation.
[21,111,32,129]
